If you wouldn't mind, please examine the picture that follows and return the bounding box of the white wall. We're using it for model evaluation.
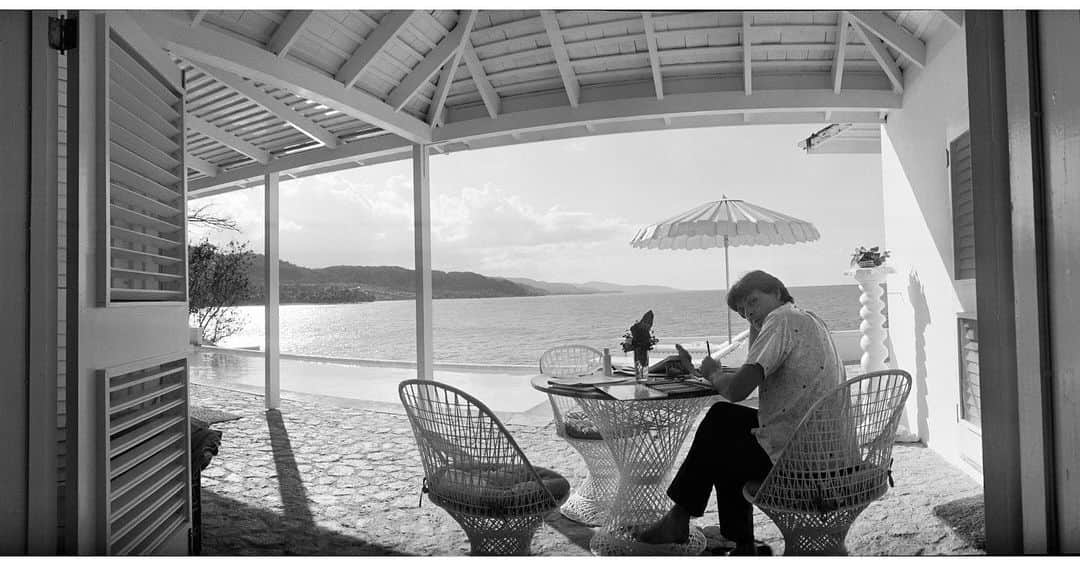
[881,22,979,479]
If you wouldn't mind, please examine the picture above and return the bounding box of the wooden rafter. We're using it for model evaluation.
[336,10,418,90]
[190,10,206,27]
[434,88,902,143]
[462,43,500,119]
[642,12,663,100]
[193,62,340,148]
[845,11,926,68]
[269,10,315,59]
[187,115,270,164]
[189,134,411,193]
[134,12,432,144]
[185,153,218,177]
[850,20,903,93]
[387,11,478,111]
[540,10,580,108]
[832,12,849,94]
[938,10,964,30]
[742,12,752,95]
[427,56,462,126]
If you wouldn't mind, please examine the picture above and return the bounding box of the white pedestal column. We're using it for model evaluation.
[846,265,895,374]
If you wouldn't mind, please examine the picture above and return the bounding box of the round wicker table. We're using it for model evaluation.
[532,375,718,556]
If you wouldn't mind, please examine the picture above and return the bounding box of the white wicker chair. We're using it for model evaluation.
[537,345,617,526]
[398,379,570,555]
[743,369,912,555]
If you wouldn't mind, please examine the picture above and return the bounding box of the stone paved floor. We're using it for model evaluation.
[191,382,986,556]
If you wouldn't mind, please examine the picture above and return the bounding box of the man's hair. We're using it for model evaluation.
[726,270,795,311]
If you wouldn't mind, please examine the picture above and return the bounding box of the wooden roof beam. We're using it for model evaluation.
[190,10,206,27]
[427,56,463,126]
[540,10,580,108]
[742,11,752,95]
[938,10,964,30]
[832,12,849,93]
[388,11,478,111]
[462,43,500,119]
[846,11,926,68]
[642,12,663,100]
[193,61,340,149]
[850,20,904,93]
[336,10,419,90]
[185,153,219,177]
[187,115,270,164]
[134,12,432,143]
[269,10,314,59]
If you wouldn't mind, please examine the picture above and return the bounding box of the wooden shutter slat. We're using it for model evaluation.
[110,489,184,550]
[110,267,184,282]
[109,288,183,301]
[110,448,184,502]
[110,398,185,437]
[109,363,184,392]
[111,246,183,266]
[110,204,183,235]
[110,226,183,253]
[110,125,180,175]
[110,464,185,525]
[109,430,184,480]
[110,102,179,154]
[110,158,180,203]
[110,184,182,221]
[109,52,180,121]
[136,510,187,556]
[109,415,185,458]
[109,382,186,416]
[108,78,179,141]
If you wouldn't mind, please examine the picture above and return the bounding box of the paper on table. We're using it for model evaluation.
[595,383,668,401]
[548,374,630,386]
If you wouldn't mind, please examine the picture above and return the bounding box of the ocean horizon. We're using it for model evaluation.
[212,284,866,366]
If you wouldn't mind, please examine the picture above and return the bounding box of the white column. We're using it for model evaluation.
[264,171,280,408]
[846,265,895,374]
[413,144,434,380]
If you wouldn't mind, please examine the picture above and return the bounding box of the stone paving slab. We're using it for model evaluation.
[191,382,985,556]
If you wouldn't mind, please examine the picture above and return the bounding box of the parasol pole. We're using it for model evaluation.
[724,235,731,344]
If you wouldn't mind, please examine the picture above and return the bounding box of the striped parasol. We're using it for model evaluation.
[630,196,820,342]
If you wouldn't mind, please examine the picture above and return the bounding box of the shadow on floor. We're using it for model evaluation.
[542,513,595,552]
[266,409,312,525]
[932,494,985,551]
[200,490,409,556]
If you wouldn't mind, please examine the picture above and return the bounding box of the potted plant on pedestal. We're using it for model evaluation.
[850,246,891,268]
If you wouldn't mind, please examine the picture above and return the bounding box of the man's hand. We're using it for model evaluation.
[699,355,720,377]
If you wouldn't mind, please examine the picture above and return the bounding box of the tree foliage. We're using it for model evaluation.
[188,241,254,344]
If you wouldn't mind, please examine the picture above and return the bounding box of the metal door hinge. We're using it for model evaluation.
[48,15,77,54]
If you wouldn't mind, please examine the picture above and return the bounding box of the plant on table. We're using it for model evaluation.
[621,310,659,371]
[850,246,891,268]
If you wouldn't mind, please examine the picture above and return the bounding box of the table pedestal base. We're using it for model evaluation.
[590,526,707,556]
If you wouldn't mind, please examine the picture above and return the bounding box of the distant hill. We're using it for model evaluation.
[505,277,606,295]
[242,254,548,304]
[580,281,684,294]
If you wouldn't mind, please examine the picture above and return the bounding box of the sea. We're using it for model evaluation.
[214,285,863,366]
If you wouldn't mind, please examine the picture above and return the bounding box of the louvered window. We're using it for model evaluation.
[950,131,975,280]
[102,25,187,304]
[957,314,980,427]
[101,355,190,555]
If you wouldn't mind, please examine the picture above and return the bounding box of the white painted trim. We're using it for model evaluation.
[192,61,340,148]
[412,144,433,381]
[850,19,904,94]
[642,12,664,100]
[188,133,410,192]
[540,10,580,108]
[846,10,926,69]
[939,10,964,30]
[462,43,500,118]
[832,12,849,94]
[335,10,417,89]
[133,12,433,144]
[186,114,270,164]
[269,10,314,59]
[435,88,901,143]
[184,152,218,177]
[264,171,280,409]
[742,12,752,95]
[388,11,478,111]
[427,57,460,126]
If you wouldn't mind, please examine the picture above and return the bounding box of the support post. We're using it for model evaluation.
[413,144,434,380]
[264,171,280,409]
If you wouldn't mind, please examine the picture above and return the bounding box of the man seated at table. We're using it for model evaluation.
[635,269,846,555]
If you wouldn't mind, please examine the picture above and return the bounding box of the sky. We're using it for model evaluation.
[188,124,884,290]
